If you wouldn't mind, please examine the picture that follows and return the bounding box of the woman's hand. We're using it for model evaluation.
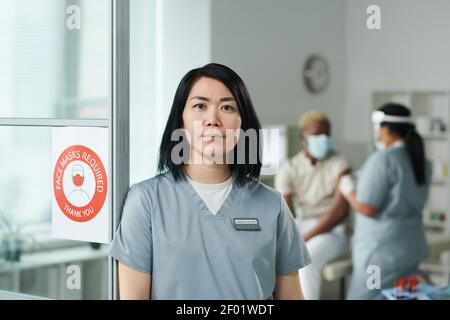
[338,174,355,199]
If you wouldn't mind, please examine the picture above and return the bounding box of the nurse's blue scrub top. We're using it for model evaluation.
[109,171,311,300]
[348,146,431,299]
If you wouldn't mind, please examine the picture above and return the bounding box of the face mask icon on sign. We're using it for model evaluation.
[68,164,91,207]
[72,173,84,187]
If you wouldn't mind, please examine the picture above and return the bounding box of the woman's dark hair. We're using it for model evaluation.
[378,103,426,185]
[158,63,262,186]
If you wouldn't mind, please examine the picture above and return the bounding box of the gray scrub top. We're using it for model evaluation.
[348,146,431,299]
[109,171,311,300]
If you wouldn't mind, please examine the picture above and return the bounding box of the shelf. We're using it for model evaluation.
[0,290,49,300]
[423,220,446,229]
[422,133,447,140]
[432,179,448,185]
[0,245,108,273]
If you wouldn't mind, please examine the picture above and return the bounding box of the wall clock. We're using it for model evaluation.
[303,55,330,94]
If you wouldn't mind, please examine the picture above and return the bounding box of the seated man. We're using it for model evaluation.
[275,110,351,300]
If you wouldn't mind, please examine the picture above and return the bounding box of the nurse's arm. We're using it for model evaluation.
[345,191,379,217]
[273,271,304,300]
[118,262,151,300]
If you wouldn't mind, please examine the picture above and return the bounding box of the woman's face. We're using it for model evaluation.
[377,125,390,145]
[182,77,242,163]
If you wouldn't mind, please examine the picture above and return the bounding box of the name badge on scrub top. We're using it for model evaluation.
[233,218,261,231]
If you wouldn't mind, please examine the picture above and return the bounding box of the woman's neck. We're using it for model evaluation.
[184,164,232,184]
[385,134,404,147]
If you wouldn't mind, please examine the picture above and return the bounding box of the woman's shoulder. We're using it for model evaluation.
[364,148,411,175]
[241,178,282,205]
[130,171,176,196]
[358,150,390,175]
[367,148,391,162]
[382,146,412,165]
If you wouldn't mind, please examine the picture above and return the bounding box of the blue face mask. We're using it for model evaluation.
[307,134,332,160]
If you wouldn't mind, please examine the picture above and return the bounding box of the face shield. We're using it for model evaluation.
[371,111,412,125]
[370,111,412,150]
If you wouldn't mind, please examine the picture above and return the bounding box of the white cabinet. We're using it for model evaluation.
[372,91,450,233]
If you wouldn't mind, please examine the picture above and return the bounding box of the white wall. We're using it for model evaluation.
[130,0,211,184]
[345,0,450,145]
[210,0,347,142]
[158,0,211,134]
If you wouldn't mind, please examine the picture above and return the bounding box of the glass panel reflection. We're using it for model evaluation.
[0,0,110,119]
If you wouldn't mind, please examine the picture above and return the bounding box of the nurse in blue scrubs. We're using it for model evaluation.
[109,63,311,300]
[339,103,431,299]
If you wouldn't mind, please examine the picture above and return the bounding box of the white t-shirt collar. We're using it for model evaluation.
[186,175,233,191]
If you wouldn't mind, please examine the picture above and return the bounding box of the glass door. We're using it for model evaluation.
[0,0,129,300]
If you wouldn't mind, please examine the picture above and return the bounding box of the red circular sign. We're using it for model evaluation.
[53,145,107,222]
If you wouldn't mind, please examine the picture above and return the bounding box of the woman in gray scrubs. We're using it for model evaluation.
[109,63,311,300]
[339,103,431,299]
